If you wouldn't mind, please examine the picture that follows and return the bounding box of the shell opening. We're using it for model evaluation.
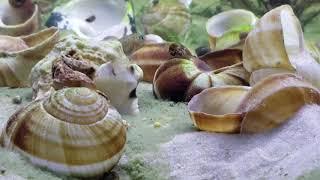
[1,0,36,25]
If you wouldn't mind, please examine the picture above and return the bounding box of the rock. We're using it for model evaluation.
[12,96,22,104]
[162,105,320,180]
[154,122,161,128]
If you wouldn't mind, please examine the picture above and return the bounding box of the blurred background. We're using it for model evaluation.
[35,0,320,50]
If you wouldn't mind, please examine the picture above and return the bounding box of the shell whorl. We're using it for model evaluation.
[3,87,126,177]
[43,88,108,125]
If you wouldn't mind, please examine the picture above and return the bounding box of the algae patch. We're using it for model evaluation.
[299,169,320,180]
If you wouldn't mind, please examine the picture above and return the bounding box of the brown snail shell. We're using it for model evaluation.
[153,58,249,102]
[0,27,59,87]
[0,0,40,36]
[2,87,127,177]
[188,73,320,133]
[130,43,192,82]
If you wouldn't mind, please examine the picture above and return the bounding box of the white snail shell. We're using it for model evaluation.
[2,87,127,177]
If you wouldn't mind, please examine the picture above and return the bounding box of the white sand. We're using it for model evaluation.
[162,105,320,180]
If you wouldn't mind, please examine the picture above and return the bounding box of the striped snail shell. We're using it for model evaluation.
[2,87,127,177]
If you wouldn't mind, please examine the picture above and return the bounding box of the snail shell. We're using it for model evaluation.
[94,62,143,115]
[0,27,59,87]
[46,0,129,40]
[153,58,249,102]
[142,1,191,41]
[130,42,192,82]
[243,5,320,88]
[188,73,320,133]
[2,87,127,177]
[206,9,257,50]
[0,0,40,36]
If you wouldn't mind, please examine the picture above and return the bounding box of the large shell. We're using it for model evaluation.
[45,0,130,40]
[206,9,257,50]
[2,87,127,177]
[141,1,191,41]
[0,27,59,87]
[243,5,320,88]
[188,73,320,133]
[130,42,192,82]
[0,0,40,36]
[153,58,249,102]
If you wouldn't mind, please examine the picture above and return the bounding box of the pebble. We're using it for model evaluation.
[153,121,161,128]
[0,166,5,175]
[12,96,22,104]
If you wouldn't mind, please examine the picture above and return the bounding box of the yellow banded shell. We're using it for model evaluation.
[2,87,126,177]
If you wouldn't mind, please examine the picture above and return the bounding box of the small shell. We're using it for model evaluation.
[0,27,59,87]
[94,62,143,115]
[206,9,257,50]
[119,33,165,56]
[243,5,320,88]
[188,86,250,133]
[0,0,40,36]
[142,1,191,41]
[52,57,96,90]
[188,73,320,133]
[153,58,249,101]
[130,43,192,82]
[2,87,126,177]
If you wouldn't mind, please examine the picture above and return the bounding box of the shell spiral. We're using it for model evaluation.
[2,87,127,177]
